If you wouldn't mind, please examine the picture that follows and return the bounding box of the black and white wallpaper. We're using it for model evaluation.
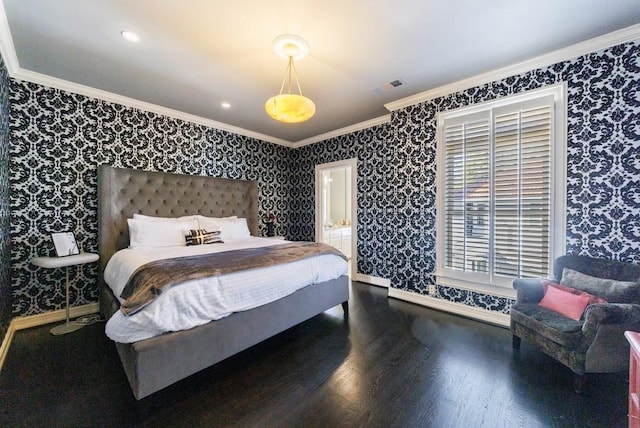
[0,54,10,341]
[289,40,640,314]
[9,83,292,316]
[6,39,640,319]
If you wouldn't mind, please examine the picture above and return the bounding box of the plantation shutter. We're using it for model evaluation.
[441,94,554,280]
[494,100,552,278]
[443,115,490,273]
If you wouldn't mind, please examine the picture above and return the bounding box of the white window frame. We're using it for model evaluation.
[435,83,567,294]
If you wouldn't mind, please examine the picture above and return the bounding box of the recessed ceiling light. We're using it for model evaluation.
[120,30,141,43]
[221,102,231,109]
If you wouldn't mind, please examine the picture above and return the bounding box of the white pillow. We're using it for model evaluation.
[127,218,198,248]
[196,215,237,232]
[216,217,251,240]
[133,213,198,222]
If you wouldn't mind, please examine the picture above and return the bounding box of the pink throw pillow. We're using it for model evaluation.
[541,280,607,305]
[538,285,591,320]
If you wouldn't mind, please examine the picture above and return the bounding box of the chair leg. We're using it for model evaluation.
[573,373,587,394]
[512,335,521,351]
[341,301,349,320]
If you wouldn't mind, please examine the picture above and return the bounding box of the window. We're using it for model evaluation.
[436,85,566,290]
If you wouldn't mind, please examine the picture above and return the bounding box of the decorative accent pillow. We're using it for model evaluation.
[560,268,640,303]
[538,285,591,321]
[196,215,237,232]
[541,280,607,306]
[127,218,198,248]
[215,217,251,240]
[185,229,223,246]
[133,213,198,222]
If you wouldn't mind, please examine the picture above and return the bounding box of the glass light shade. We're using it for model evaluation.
[265,94,316,123]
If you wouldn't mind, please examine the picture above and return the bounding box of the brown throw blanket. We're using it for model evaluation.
[120,242,347,315]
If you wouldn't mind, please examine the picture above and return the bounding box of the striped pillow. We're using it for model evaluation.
[185,229,223,246]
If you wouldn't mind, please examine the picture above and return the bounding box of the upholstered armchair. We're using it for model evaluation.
[510,255,640,392]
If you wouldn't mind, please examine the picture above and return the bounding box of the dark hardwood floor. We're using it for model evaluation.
[0,282,629,427]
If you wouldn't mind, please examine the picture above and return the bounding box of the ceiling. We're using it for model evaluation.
[2,0,640,145]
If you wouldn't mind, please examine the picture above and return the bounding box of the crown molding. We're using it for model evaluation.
[385,23,640,112]
[292,114,391,148]
[11,69,294,147]
[0,1,387,148]
[0,0,292,147]
[0,0,17,75]
[1,0,639,147]
[4,61,390,150]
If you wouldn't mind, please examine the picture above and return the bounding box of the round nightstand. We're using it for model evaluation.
[31,252,99,335]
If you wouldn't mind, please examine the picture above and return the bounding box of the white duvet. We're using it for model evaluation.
[104,237,348,343]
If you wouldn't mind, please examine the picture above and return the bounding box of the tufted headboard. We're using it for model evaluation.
[97,164,259,280]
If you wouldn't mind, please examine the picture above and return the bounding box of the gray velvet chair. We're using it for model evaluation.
[510,255,640,392]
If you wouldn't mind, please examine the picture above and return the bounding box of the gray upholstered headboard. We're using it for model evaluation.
[97,164,259,278]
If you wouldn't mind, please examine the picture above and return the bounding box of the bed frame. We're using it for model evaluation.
[97,165,349,400]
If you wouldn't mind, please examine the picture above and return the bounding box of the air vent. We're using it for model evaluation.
[372,79,405,94]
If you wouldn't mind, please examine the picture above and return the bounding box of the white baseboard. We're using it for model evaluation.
[0,303,99,372]
[352,273,390,288]
[10,303,100,330]
[0,324,15,375]
[388,288,510,328]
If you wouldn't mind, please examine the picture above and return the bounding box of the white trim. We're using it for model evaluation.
[293,115,391,148]
[315,158,358,278]
[10,302,99,330]
[0,0,18,75]
[0,321,15,373]
[435,83,566,291]
[388,288,510,328]
[353,273,390,288]
[11,69,293,147]
[437,83,565,119]
[0,2,293,146]
[0,0,638,148]
[7,70,390,149]
[552,82,568,260]
[385,23,640,112]
[0,0,388,149]
[436,275,516,299]
[0,303,99,372]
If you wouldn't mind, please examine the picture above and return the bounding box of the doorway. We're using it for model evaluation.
[315,158,357,277]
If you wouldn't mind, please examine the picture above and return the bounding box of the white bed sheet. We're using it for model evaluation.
[104,237,348,343]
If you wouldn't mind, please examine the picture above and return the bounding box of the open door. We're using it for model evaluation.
[315,158,357,277]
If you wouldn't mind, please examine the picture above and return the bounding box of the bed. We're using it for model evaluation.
[97,165,350,400]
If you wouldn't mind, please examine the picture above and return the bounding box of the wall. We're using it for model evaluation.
[0,54,10,342]
[9,82,292,316]
[6,38,640,319]
[290,124,393,278]
[291,40,640,314]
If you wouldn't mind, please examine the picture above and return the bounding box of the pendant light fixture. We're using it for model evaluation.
[265,34,315,123]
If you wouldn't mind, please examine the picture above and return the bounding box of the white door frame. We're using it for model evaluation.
[315,158,358,277]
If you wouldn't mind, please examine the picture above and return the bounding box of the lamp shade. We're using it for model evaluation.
[265,93,316,123]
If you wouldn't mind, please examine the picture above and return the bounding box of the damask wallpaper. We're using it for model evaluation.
[290,40,640,314]
[5,39,640,320]
[9,83,292,316]
[0,54,10,341]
